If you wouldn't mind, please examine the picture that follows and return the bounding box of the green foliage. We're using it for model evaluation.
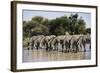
[32,16,44,24]
[74,18,86,34]
[86,28,91,34]
[23,13,90,38]
[54,26,65,35]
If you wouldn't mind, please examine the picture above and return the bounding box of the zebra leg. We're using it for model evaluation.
[65,42,69,53]
[36,42,39,50]
[73,42,78,53]
[30,43,33,50]
[46,43,48,51]
[74,43,78,53]
[61,43,64,52]
[83,43,86,52]
[70,43,72,52]
[49,44,52,51]
[27,42,30,50]
[56,43,58,51]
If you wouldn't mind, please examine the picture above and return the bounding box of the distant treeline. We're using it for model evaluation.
[23,14,91,38]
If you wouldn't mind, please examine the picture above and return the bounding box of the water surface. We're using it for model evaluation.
[23,45,91,62]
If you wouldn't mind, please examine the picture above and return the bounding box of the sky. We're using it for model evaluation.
[23,10,91,28]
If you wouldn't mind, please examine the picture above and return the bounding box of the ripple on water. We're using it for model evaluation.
[22,47,91,63]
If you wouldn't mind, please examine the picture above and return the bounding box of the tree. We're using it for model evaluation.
[86,28,91,34]
[23,13,88,37]
[23,19,49,37]
[42,19,49,26]
[69,14,79,34]
[54,26,65,35]
[32,16,44,24]
[23,21,39,37]
[68,14,86,35]
[77,18,86,34]
[57,16,69,31]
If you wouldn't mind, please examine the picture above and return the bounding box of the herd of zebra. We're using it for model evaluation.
[27,34,91,53]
